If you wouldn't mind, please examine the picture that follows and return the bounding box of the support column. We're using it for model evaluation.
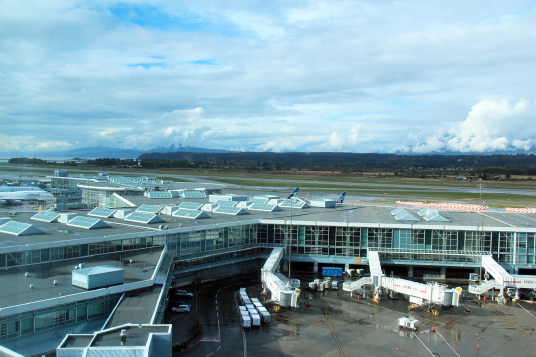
[408,266,413,278]
[313,262,319,273]
[282,259,288,272]
[440,267,446,279]
[345,263,350,271]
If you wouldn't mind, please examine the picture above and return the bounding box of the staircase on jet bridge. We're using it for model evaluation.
[344,250,461,306]
[481,255,514,285]
[342,277,372,292]
[470,255,536,293]
[468,279,501,294]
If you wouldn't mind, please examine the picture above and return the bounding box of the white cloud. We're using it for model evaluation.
[406,99,535,153]
[0,1,535,154]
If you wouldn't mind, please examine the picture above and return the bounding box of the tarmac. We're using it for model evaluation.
[167,273,536,357]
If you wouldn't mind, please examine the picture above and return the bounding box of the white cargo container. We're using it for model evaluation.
[250,314,261,327]
[251,298,260,304]
[246,304,254,310]
[72,265,124,290]
[248,308,257,316]
[240,288,247,293]
[257,307,271,324]
[240,310,249,317]
[331,280,339,290]
[253,302,263,309]
[239,306,247,312]
[242,315,252,329]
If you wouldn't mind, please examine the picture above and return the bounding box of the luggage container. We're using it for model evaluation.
[239,306,247,312]
[331,280,339,290]
[257,307,271,324]
[240,310,249,317]
[242,315,252,329]
[254,302,263,309]
[246,304,254,310]
[251,298,260,304]
[323,277,331,289]
[240,288,247,293]
[251,314,261,327]
[309,281,317,290]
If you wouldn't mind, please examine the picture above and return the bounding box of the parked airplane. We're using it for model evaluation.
[0,186,43,192]
[0,191,54,205]
[336,192,346,204]
[287,187,300,199]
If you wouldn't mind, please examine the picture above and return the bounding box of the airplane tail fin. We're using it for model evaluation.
[336,192,346,204]
[287,187,299,199]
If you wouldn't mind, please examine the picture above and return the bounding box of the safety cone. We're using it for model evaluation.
[477,344,481,350]
[431,327,436,332]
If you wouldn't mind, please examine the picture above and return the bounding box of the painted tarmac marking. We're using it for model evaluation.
[412,332,436,356]
[435,330,462,357]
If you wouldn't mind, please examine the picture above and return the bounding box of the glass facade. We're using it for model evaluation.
[0,236,165,269]
[163,224,535,264]
[1,223,534,269]
[0,295,121,342]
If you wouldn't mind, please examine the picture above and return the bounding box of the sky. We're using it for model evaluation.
[1,0,535,154]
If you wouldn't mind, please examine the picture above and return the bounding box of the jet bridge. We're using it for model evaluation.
[261,247,301,308]
[343,250,461,307]
[468,255,536,295]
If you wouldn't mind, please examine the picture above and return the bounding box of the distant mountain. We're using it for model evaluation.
[1,145,232,160]
[1,147,145,159]
[146,144,232,154]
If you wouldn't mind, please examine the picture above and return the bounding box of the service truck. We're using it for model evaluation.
[398,317,421,331]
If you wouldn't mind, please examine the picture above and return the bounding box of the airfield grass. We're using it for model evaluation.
[2,163,534,206]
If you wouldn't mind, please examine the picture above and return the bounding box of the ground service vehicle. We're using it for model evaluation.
[175,290,194,298]
[171,305,191,313]
[398,317,420,331]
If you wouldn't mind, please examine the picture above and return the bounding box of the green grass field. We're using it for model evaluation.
[2,163,534,207]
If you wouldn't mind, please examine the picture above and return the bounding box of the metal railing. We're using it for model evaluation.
[468,279,500,294]
[342,277,372,292]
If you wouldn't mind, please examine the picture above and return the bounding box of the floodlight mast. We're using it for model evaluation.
[288,198,293,279]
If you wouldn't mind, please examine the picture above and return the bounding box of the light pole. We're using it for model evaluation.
[288,198,293,278]
[477,183,484,206]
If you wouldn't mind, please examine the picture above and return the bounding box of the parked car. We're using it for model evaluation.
[172,300,186,307]
[175,290,194,298]
[171,305,191,313]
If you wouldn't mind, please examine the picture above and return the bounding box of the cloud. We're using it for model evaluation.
[405,99,535,153]
[0,1,535,154]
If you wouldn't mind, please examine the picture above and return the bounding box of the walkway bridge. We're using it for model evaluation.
[261,247,301,307]
[343,250,461,306]
[468,255,536,295]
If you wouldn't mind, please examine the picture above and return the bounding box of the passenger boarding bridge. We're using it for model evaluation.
[343,251,462,309]
[343,250,536,304]
[469,255,536,296]
[261,247,301,308]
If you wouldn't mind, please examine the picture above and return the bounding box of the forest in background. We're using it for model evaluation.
[9,152,535,178]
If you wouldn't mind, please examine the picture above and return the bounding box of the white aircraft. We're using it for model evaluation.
[0,186,44,192]
[0,191,54,205]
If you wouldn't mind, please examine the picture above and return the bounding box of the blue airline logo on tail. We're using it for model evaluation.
[336,192,346,204]
[287,188,299,199]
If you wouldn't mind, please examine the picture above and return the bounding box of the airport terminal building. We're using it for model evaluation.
[0,174,535,355]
